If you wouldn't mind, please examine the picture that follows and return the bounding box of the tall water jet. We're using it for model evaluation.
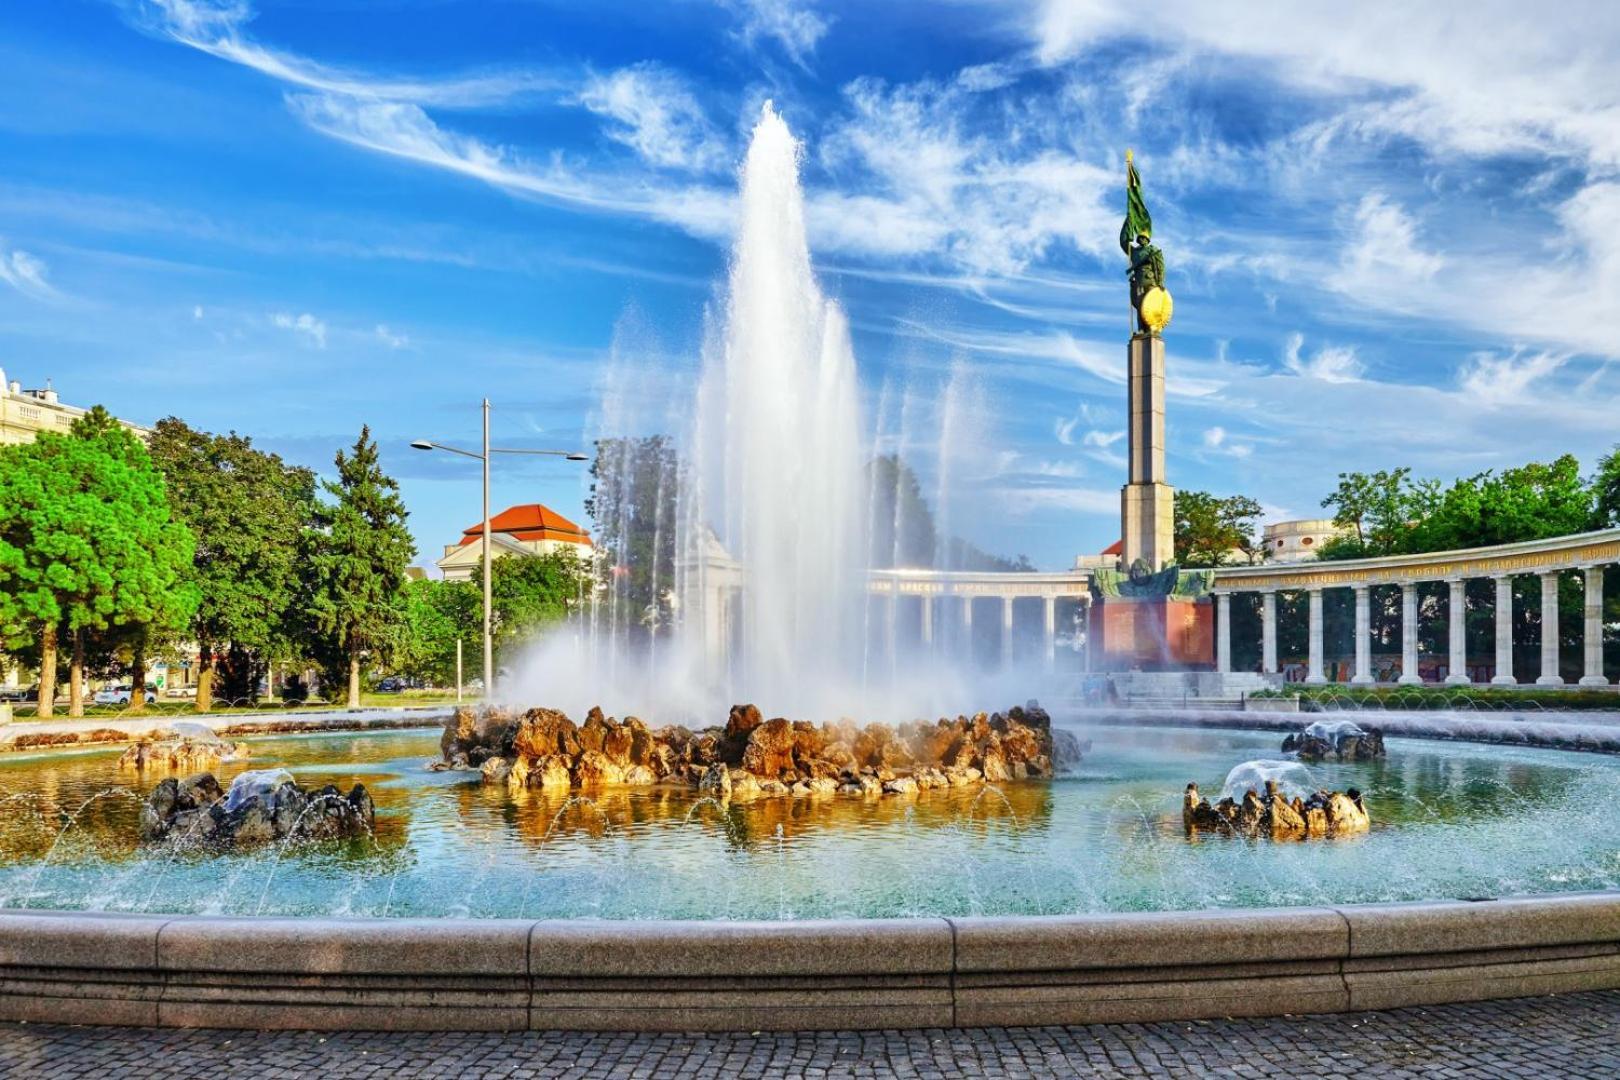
[685,102,867,715]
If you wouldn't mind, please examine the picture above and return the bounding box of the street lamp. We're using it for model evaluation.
[412,397,587,699]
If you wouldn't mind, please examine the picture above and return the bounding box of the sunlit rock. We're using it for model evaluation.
[140,769,373,846]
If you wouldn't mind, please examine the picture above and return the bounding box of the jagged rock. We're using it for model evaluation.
[118,735,247,774]
[1183,780,1370,838]
[445,699,1075,798]
[141,770,373,846]
[883,776,919,795]
[1282,721,1387,762]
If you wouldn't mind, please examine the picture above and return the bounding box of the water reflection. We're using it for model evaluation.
[0,725,1611,919]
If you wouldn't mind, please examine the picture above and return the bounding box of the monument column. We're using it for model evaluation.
[886,581,900,670]
[1537,571,1563,686]
[1043,595,1057,672]
[1305,588,1327,684]
[1351,585,1373,685]
[1121,334,1175,571]
[1398,582,1422,685]
[1260,590,1278,675]
[1215,591,1232,674]
[921,594,933,650]
[1491,575,1517,685]
[1445,579,1470,685]
[1581,566,1608,686]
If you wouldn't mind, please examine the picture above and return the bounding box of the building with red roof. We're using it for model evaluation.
[434,503,592,581]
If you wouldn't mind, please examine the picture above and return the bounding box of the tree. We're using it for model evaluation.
[0,408,195,717]
[308,426,414,707]
[148,418,316,711]
[398,577,480,687]
[1593,445,1620,529]
[867,455,938,568]
[586,436,679,643]
[491,551,589,665]
[1319,468,1427,557]
[1174,490,1264,568]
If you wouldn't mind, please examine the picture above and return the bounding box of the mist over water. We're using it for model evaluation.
[500,104,1061,724]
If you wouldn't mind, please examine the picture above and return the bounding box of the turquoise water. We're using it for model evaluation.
[0,724,1613,919]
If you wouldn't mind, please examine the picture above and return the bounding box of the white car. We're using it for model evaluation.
[93,685,157,705]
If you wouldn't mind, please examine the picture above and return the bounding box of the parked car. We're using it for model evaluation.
[166,684,197,699]
[93,684,157,705]
[0,686,39,703]
[376,677,406,693]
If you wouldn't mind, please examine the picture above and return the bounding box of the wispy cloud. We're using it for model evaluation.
[1282,333,1363,383]
[718,0,830,66]
[375,324,409,349]
[272,310,326,347]
[133,0,558,107]
[574,63,727,172]
[1458,348,1568,406]
[0,245,55,299]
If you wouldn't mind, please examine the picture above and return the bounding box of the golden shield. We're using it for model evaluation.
[1140,286,1173,332]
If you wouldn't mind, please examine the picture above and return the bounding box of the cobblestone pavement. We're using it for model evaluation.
[2,992,1616,1078]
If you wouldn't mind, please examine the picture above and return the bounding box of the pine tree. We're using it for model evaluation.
[308,426,415,706]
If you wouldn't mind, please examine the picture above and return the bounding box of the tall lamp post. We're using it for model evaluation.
[412,398,587,698]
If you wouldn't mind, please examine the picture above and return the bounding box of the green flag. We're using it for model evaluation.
[1119,154,1151,255]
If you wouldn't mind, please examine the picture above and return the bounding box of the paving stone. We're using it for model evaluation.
[0,991,1616,1077]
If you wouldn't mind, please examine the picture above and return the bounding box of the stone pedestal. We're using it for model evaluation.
[1093,596,1213,672]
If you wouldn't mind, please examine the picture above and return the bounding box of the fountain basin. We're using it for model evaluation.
[0,892,1615,1030]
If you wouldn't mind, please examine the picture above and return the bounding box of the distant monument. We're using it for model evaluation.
[1091,151,1213,671]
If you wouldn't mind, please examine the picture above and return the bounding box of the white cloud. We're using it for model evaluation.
[1282,333,1363,383]
[1054,415,1080,445]
[719,0,830,66]
[192,304,204,320]
[285,93,735,239]
[1457,348,1568,406]
[135,0,557,107]
[998,485,1119,516]
[1028,1,1620,171]
[272,311,327,347]
[0,246,54,298]
[375,323,408,348]
[1202,426,1226,448]
[1083,428,1124,448]
[575,64,727,172]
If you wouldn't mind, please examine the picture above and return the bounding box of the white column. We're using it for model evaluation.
[1082,597,1094,673]
[887,582,900,669]
[921,594,934,649]
[1261,590,1278,675]
[1305,588,1327,684]
[1001,596,1014,670]
[1043,595,1057,672]
[1350,585,1374,685]
[960,593,973,660]
[1398,582,1422,685]
[1581,566,1608,686]
[1445,579,1470,685]
[1215,592,1232,673]
[1537,571,1564,685]
[1491,575,1517,685]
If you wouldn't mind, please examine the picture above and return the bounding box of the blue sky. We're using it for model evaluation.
[3,0,1619,571]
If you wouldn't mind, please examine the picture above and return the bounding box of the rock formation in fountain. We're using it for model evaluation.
[1182,780,1370,838]
[438,701,1081,798]
[118,733,248,773]
[139,769,374,845]
[1281,719,1386,762]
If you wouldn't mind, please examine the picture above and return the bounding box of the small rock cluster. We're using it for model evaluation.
[1281,721,1386,762]
[139,770,374,845]
[1182,780,1370,838]
[117,737,248,773]
[437,701,1081,799]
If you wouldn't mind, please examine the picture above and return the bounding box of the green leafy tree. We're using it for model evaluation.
[148,418,316,710]
[0,408,195,717]
[399,577,480,687]
[1593,445,1620,529]
[586,436,679,642]
[308,426,415,707]
[867,455,938,568]
[1174,490,1264,568]
[1319,468,1429,557]
[491,551,590,666]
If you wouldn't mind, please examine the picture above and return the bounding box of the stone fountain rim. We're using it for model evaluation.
[0,889,1615,1031]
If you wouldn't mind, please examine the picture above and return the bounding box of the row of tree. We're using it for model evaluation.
[0,411,415,715]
